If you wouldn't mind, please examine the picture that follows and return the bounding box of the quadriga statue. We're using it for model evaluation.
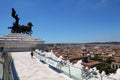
[8,8,33,34]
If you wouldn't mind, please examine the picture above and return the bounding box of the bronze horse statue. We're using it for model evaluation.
[8,8,33,35]
[8,22,33,34]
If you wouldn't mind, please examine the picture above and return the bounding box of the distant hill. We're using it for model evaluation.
[46,42,120,45]
[86,42,120,44]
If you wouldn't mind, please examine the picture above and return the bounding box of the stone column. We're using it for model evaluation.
[117,65,119,69]
[111,64,113,68]
[3,52,12,80]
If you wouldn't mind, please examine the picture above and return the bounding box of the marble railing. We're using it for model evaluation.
[34,51,116,80]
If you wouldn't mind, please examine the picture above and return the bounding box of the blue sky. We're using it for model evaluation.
[0,0,120,43]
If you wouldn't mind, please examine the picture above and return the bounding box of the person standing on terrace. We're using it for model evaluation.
[30,51,34,59]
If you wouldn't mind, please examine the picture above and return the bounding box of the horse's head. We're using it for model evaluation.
[8,26,13,29]
[27,22,33,27]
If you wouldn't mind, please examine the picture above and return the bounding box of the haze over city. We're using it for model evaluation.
[0,0,120,43]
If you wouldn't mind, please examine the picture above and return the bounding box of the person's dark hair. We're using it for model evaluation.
[0,47,4,51]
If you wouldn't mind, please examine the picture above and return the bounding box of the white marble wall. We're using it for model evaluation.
[0,58,3,79]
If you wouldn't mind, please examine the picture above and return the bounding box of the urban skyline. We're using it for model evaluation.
[0,0,120,43]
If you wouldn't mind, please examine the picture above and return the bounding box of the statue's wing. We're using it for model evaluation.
[12,8,16,18]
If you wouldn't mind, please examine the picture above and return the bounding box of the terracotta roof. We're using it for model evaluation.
[82,61,101,67]
[111,62,120,65]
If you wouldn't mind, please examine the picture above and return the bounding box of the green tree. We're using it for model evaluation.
[105,57,114,64]
[90,54,103,62]
[82,57,88,63]
[95,63,116,74]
